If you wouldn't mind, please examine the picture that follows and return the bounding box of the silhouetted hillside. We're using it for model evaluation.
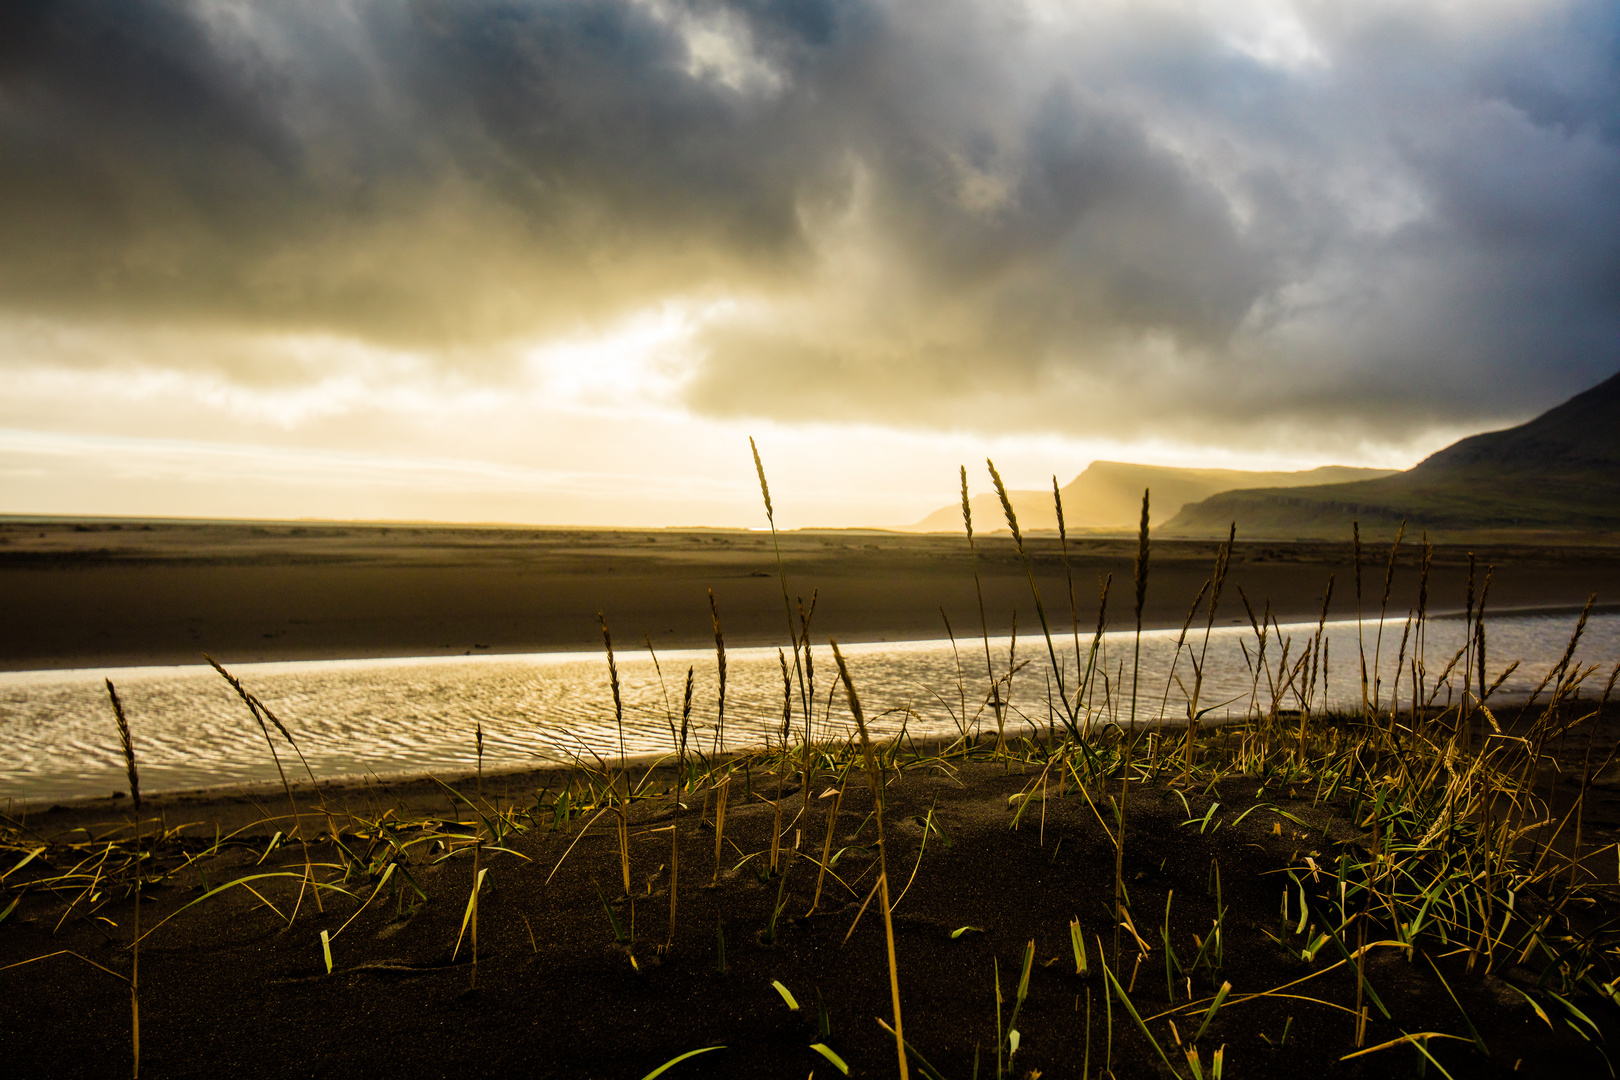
[906,461,1394,533]
[1164,369,1620,539]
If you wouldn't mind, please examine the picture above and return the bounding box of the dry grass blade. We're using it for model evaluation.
[1055,475,1083,703]
[709,589,730,884]
[832,639,909,1080]
[1118,486,1149,967]
[1370,520,1407,715]
[105,680,140,1079]
[989,456,1073,735]
[670,666,692,946]
[750,436,810,742]
[809,764,849,916]
[1340,1032,1469,1062]
[204,656,321,917]
[1183,522,1235,782]
[599,612,632,897]
[961,463,1004,747]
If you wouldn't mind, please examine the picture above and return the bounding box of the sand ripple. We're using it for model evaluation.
[3,613,1614,802]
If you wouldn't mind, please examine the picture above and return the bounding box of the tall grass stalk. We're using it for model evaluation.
[205,656,320,916]
[1461,552,1478,741]
[808,763,849,916]
[1183,524,1235,783]
[709,591,730,884]
[1370,521,1407,719]
[670,667,692,946]
[1129,489,1150,732]
[750,437,811,741]
[989,458,1075,738]
[832,640,908,1080]
[1117,489,1149,967]
[1055,477,1083,702]
[1353,522,1368,721]
[1412,538,1434,729]
[1300,577,1334,763]
[1472,567,1494,751]
[105,680,140,1080]
[773,648,791,875]
[1081,573,1113,725]
[599,613,632,897]
[797,595,818,842]
[643,634,678,748]
[961,465,1005,748]
[1155,579,1209,776]
[471,722,483,989]
[941,607,970,739]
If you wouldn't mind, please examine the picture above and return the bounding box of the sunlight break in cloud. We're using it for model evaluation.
[0,0,1614,524]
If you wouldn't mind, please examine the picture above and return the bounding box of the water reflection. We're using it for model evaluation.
[2,612,1615,802]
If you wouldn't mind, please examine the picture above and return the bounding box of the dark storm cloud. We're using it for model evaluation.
[0,0,833,347]
[1,0,1617,439]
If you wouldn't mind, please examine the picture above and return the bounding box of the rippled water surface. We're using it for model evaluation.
[3,612,1616,802]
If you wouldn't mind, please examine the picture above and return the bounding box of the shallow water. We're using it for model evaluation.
[2,611,1616,803]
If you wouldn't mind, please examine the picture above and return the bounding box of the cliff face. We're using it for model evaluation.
[1163,370,1620,539]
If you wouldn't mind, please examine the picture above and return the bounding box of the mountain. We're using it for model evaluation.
[1162,368,1620,538]
[904,461,1396,534]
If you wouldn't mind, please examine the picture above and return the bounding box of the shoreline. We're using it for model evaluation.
[3,596,1613,677]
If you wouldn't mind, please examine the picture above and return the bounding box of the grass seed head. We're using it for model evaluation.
[986,458,1022,551]
[106,680,140,813]
[750,436,773,523]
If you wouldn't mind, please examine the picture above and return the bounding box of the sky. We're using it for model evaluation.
[2,0,1617,529]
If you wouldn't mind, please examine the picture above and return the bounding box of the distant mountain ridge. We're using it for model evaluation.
[1163,369,1620,538]
[905,461,1396,534]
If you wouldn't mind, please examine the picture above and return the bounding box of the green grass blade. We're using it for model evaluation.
[640,1046,725,1079]
[1102,959,1183,1077]
[1504,983,1553,1029]
[451,867,487,962]
[132,872,347,946]
[877,1017,951,1080]
[1423,954,1487,1056]
[772,979,800,1011]
[1546,989,1602,1041]
[809,1043,850,1075]
[1194,981,1231,1043]
[594,880,626,944]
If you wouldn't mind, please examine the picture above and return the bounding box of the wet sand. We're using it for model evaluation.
[4,517,1619,671]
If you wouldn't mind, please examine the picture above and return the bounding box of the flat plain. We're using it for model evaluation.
[5,517,1620,670]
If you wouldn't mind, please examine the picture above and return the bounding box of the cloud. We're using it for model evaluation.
[1,0,1617,447]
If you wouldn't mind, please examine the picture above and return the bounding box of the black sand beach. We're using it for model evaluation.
[5,518,1619,671]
